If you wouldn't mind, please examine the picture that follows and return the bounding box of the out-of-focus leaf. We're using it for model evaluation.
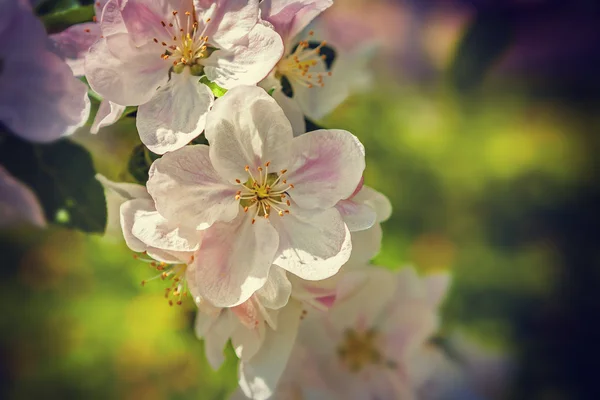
[35,0,79,16]
[41,4,94,34]
[0,133,107,233]
[199,76,228,97]
[449,11,513,91]
[127,144,160,184]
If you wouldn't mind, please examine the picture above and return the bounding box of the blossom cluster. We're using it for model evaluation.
[0,0,471,398]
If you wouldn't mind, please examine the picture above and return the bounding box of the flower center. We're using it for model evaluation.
[234,161,294,224]
[276,31,332,89]
[337,329,385,372]
[135,252,194,306]
[153,10,212,75]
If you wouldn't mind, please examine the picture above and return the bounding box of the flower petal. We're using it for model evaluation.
[0,166,45,228]
[205,86,292,182]
[0,45,90,142]
[96,174,150,201]
[91,100,126,134]
[352,185,392,223]
[137,71,214,154]
[99,0,127,37]
[50,22,101,77]
[147,145,239,229]
[256,266,292,310]
[204,311,237,370]
[239,299,302,400]
[272,207,351,281]
[203,22,284,90]
[271,89,305,137]
[131,209,201,252]
[187,215,279,307]
[335,198,376,232]
[120,0,193,46]
[85,34,168,106]
[194,0,259,48]
[286,129,365,210]
[348,224,382,265]
[119,198,156,252]
[260,0,333,42]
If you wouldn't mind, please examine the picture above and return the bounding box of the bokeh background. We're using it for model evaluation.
[2,0,600,398]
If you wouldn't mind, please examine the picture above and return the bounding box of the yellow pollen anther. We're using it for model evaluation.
[235,163,294,223]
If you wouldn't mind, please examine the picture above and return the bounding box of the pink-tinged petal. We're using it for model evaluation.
[94,0,110,17]
[348,223,382,265]
[91,100,126,134]
[231,319,266,362]
[131,209,201,252]
[85,34,168,106]
[256,266,292,310]
[120,0,192,46]
[187,215,279,307]
[353,185,392,223]
[424,273,451,308]
[203,23,284,89]
[260,0,332,42]
[271,89,305,137]
[0,50,90,142]
[137,71,214,154]
[239,299,302,400]
[204,311,237,369]
[95,174,150,201]
[272,207,351,281]
[0,167,45,228]
[286,129,365,210]
[50,22,101,77]
[194,0,259,48]
[147,145,239,229]
[119,198,156,252]
[99,0,127,37]
[335,198,376,232]
[205,86,292,182]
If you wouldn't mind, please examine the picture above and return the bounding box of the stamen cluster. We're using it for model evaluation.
[234,161,294,224]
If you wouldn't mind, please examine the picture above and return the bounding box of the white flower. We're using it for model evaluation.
[272,266,451,400]
[260,0,376,135]
[85,0,284,154]
[144,85,366,307]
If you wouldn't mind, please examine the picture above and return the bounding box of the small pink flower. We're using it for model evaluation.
[85,0,284,154]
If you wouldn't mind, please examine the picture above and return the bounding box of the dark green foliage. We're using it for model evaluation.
[449,11,513,91]
[41,4,95,34]
[127,143,161,184]
[0,133,107,233]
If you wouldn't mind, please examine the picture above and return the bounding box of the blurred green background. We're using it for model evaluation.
[2,0,600,399]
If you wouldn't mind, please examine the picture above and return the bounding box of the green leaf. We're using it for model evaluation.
[0,134,107,233]
[448,11,513,92]
[127,144,161,184]
[200,76,228,98]
[41,4,95,34]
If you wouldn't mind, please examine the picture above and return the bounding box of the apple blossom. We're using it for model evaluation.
[0,0,90,142]
[85,0,284,154]
[0,166,46,228]
[260,0,376,135]
[270,267,451,400]
[50,0,126,134]
[145,85,365,307]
